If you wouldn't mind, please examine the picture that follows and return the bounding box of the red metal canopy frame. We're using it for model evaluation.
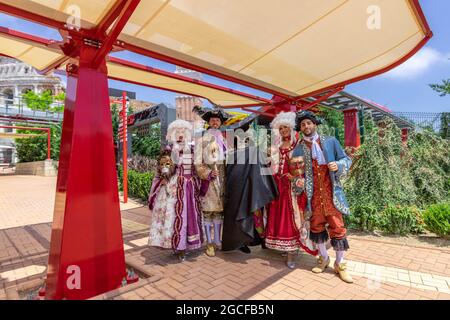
[0,0,432,105]
[0,0,432,300]
[0,27,272,108]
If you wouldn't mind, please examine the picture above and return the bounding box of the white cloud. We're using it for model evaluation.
[383,47,449,79]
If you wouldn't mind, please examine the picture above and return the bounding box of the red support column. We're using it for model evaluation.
[343,107,361,150]
[122,91,128,204]
[46,128,51,160]
[45,46,126,300]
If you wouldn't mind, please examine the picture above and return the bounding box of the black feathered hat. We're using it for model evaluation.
[192,105,232,123]
[295,110,323,130]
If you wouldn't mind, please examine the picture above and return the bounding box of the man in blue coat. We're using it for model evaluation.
[292,111,353,283]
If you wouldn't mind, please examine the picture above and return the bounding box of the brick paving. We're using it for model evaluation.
[0,175,449,300]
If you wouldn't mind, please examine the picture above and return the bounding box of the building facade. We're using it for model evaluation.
[0,57,64,106]
[174,66,205,128]
[0,57,64,165]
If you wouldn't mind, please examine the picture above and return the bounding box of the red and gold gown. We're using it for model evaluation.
[265,141,318,255]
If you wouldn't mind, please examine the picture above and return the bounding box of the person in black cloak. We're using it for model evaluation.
[221,132,279,253]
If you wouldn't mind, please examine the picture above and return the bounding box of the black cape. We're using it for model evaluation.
[222,146,279,251]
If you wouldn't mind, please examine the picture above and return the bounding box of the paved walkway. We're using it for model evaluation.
[0,175,449,300]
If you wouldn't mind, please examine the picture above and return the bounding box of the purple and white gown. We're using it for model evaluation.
[170,149,204,252]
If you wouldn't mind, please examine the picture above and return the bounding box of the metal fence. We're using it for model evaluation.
[392,112,450,138]
[0,94,64,121]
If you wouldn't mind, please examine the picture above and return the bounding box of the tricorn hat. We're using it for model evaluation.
[192,105,232,123]
[295,110,323,130]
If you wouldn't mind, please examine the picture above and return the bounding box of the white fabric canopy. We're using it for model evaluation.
[0,0,430,98]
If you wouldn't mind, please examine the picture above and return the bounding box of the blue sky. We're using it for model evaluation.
[1,0,448,112]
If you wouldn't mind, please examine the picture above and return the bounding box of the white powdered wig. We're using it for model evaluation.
[167,120,193,143]
[270,111,297,151]
[270,111,296,130]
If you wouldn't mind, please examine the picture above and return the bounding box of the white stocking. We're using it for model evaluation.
[317,242,329,259]
[335,250,345,265]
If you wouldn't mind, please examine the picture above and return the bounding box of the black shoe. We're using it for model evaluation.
[261,239,268,249]
[239,245,251,254]
[249,239,262,246]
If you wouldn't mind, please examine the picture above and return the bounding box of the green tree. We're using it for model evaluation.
[52,92,65,112]
[317,106,345,145]
[430,79,450,97]
[131,123,161,159]
[111,103,120,147]
[23,90,54,111]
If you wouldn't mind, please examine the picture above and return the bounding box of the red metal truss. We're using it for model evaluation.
[0,0,292,99]
[40,56,71,76]
[0,2,66,30]
[95,1,132,37]
[92,0,141,68]
[296,86,345,111]
[0,25,272,106]
[0,25,53,46]
[221,102,272,109]
[241,105,276,117]
[116,41,294,100]
[107,57,271,104]
[96,0,434,103]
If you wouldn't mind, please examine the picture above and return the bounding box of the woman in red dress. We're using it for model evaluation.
[265,112,317,268]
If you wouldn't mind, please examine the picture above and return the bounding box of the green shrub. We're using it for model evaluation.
[346,204,380,232]
[117,167,154,201]
[379,205,424,235]
[407,130,450,206]
[423,203,450,237]
[345,117,417,211]
[15,124,61,162]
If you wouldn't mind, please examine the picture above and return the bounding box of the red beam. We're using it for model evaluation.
[0,2,66,30]
[40,56,71,76]
[0,26,53,46]
[108,74,209,101]
[0,25,271,106]
[242,105,275,118]
[118,41,293,100]
[107,57,271,104]
[94,0,129,37]
[92,0,141,68]
[409,0,432,35]
[221,102,272,109]
[296,86,344,111]
[0,26,68,75]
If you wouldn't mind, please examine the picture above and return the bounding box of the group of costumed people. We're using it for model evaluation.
[147,106,353,283]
